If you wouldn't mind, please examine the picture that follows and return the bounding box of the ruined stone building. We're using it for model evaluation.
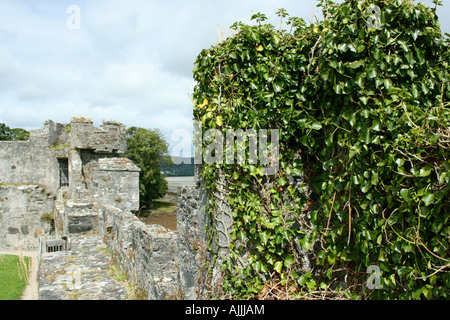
[0,117,140,250]
[0,116,215,299]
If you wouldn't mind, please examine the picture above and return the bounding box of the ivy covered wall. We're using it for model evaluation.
[191,0,449,299]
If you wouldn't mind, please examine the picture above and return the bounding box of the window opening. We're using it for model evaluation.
[58,158,69,187]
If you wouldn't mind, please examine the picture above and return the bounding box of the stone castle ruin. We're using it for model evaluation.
[0,117,214,299]
[0,117,140,250]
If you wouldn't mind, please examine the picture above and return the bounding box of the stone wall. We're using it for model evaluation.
[176,185,207,299]
[174,165,315,299]
[175,167,234,299]
[99,206,179,299]
[176,168,220,299]
[0,117,236,299]
[0,121,64,194]
[95,166,230,300]
[54,197,99,236]
[0,117,140,249]
[0,185,54,250]
[0,118,129,197]
[67,118,129,200]
[94,158,140,212]
[70,118,127,154]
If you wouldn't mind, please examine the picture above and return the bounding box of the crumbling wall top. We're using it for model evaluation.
[98,158,140,172]
[69,118,127,154]
[71,117,94,123]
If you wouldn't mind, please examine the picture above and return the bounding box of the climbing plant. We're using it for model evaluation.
[192,0,449,299]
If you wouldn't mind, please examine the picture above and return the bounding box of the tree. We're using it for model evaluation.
[0,123,30,141]
[123,127,172,208]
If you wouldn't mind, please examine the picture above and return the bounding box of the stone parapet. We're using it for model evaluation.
[70,118,127,154]
[99,206,179,299]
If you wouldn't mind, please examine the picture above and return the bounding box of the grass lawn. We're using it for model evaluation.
[0,254,30,300]
[150,199,178,214]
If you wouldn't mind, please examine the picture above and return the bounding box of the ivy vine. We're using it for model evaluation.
[192,0,449,299]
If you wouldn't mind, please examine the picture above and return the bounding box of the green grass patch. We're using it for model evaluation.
[150,199,177,214]
[137,197,178,231]
[138,199,177,217]
[0,254,30,300]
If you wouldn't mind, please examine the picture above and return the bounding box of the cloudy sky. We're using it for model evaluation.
[0,0,449,152]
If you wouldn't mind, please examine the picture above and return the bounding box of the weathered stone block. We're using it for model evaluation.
[0,185,54,250]
[8,227,19,234]
[68,216,96,233]
[20,225,29,235]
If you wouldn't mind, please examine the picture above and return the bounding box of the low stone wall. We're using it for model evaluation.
[176,179,216,299]
[99,206,179,299]
[0,185,54,250]
[176,185,205,299]
[175,166,231,299]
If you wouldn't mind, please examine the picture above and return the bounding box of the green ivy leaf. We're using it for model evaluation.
[422,192,435,206]
[419,167,432,177]
[400,188,411,202]
[299,236,312,250]
[366,65,377,78]
[260,231,269,245]
[311,121,322,130]
[278,176,287,186]
[274,261,283,273]
[283,254,295,267]
[371,119,382,131]
[333,83,342,94]
[327,253,336,265]
[371,171,379,185]
[360,177,370,192]
[349,60,364,69]
[238,230,246,241]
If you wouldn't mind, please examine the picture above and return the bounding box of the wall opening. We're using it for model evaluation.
[58,158,69,187]
[44,239,66,253]
[136,177,196,231]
